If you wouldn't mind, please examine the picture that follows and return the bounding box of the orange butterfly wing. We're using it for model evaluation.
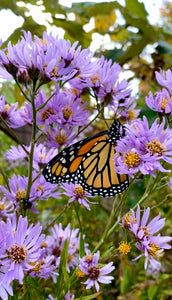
[43,121,129,197]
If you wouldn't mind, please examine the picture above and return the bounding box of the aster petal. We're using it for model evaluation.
[141,207,150,227]
[95,280,100,292]
[98,275,114,284]
[136,205,140,225]
[100,262,115,274]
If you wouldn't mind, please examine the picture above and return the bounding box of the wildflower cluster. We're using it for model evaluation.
[0,30,171,299]
[78,250,115,292]
[122,205,172,270]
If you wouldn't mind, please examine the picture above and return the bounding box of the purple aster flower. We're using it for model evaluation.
[89,56,132,111]
[4,144,29,169]
[122,205,166,240]
[62,183,95,210]
[79,250,115,292]
[134,234,172,270]
[155,68,172,94]
[28,249,58,282]
[0,31,96,85]
[79,249,99,270]
[45,223,83,272]
[117,96,140,121]
[0,67,13,80]
[32,144,58,170]
[46,293,75,300]
[51,91,89,127]
[35,91,60,130]
[0,174,30,210]
[64,291,75,300]
[31,172,60,202]
[4,143,58,171]
[46,125,75,148]
[0,280,13,300]
[145,88,172,115]
[0,214,44,285]
[0,197,14,217]
[0,95,24,128]
[0,172,60,213]
[36,90,89,130]
[114,116,172,177]
[46,296,55,300]
[122,205,172,269]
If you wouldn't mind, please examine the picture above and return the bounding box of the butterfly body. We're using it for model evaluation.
[43,120,129,197]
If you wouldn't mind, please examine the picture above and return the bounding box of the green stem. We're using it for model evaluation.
[14,77,32,103]
[93,196,119,253]
[105,193,127,240]
[73,201,82,233]
[25,83,37,204]
[45,203,70,232]
[0,167,10,191]
[36,91,55,112]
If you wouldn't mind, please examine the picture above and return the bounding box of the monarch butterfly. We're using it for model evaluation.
[43,120,129,197]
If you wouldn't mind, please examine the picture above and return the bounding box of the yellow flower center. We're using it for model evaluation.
[0,202,6,210]
[68,88,78,96]
[161,97,167,110]
[73,186,86,198]
[36,183,44,194]
[40,38,47,45]
[76,269,85,279]
[90,73,100,84]
[123,151,141,167]
[85,254,94,263]
[147,243,161,256]
[4,104,11,111]
[50,66,59,78]
[55,134,67,145]
[138,226,150,239]
[40,108,55,120]
[146,138,166,156]
[40,241,48,248]
[28,260,42,272]
[38,153,47,161]
[159,95,172,110]
[9,244,27,263]
[119,241,131,255]
[15,189,26,201]
[62,104,74,121]
[123,214,136,229]
[127,109,137,120]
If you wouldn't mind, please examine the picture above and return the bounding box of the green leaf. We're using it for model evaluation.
[56,239,69,294]
[125,0,148,18]
[105,48,125,63]
[116,37,149,65]
[52,18,91,48]
[148,285,158,300]
[120,259,133,295]
[74,292,101,300]
[42,1,67,16]
[0,1,20,15]
[79,231,85,258]
[71,1,121,18]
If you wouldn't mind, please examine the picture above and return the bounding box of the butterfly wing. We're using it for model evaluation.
[43,121,129,197]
